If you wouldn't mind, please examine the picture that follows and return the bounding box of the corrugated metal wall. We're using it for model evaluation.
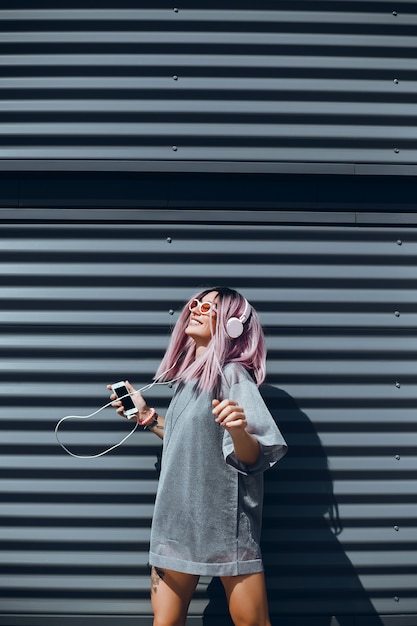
[1,219,416,625]
[1,1,417,624]
[1,1,417,173]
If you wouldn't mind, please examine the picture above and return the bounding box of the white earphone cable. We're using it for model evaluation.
[55,361,181,459]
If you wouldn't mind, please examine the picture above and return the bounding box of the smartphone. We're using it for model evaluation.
[111,381,138,419]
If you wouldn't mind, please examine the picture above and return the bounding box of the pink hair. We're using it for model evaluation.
[154,287,267,394]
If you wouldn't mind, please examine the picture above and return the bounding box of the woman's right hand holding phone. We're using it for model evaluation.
[107,380,148,420]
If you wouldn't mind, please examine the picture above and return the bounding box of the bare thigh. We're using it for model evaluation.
[221,572,271,626]
[150,566,199,626]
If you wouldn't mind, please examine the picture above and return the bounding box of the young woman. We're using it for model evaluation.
[108,287,287,626]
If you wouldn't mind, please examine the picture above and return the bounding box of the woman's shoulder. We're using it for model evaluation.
[223,361,254,385]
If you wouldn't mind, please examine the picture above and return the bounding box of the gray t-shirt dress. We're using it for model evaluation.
[149,362,288,577]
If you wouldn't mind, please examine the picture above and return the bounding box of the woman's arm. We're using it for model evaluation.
[145,413,165,440]
[212,398,260,466]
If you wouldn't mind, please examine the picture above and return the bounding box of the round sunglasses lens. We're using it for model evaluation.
[200,302,212,313]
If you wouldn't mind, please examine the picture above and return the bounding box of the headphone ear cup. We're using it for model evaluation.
[226,317,244,339]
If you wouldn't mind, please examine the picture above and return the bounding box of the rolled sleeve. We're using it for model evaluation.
[224,441,287,475]
[221,364,288,475]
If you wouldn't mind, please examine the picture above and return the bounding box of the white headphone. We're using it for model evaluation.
[226,298,251,338]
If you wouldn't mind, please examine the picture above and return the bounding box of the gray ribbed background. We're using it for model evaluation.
[0,219,416,625]
[0,1,417,173]
[1,1,417,624]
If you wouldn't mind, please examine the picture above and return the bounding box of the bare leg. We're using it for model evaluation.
[151,566,199,626]
[221,572,271,626]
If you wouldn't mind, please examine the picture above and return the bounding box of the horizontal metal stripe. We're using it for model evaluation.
[1,238,415,254]
[0,148,414,163]
[1,162,417,178]
[263,384,416,399]
[3,133,413,146]
[1,8,417,23]
[0,454,408,472]
[1,288,416,303]
[3,132,414,146]
[1,573,414,591]
[3,477,416,497]
[1,54,416,69]
[0,527,149,541]
[0,296,414,310]
[2,503,416,521]
[0,287,410,306]
[333,481,417,495]
[318,457,416,470]
[5,430,417,448]
[263,504,417,519]
[178,431,406,448]
[0,555,149,568]
[268,598,415,613]
[0,478,158,493]
[3,407,417,425]
[0,600,155,613]
[0,603,411,624]
[3,33,417,47]
[0,224,413,241]
[264,551,417,568]
[0,262,414,278]
[0,409,166,428]
[262,527,417,542]
[11,373,417,397]
[0,456,158,470]
[3,123,417,141]
[269,362,417,375]
[0,312,413,328]
[3,101,417,117]
[0,360,416,377]
[0,333,416,351]
[265,552,417,567]
[1,504,155,518]
[301,409,417,424]
[2,78,416,93]
[2,526,413,545]
[266,574,417,590]
[0,75,417,89]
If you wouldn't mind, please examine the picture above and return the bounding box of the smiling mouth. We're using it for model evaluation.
[189,317,202,325]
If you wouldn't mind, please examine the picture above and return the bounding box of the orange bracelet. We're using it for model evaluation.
[139,408,157,427]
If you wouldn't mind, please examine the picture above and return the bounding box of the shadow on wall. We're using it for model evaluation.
[202,385,384,626]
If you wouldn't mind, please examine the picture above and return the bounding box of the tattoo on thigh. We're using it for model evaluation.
[151,567,165,595]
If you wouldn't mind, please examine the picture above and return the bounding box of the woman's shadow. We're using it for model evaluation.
[202,385,384,626]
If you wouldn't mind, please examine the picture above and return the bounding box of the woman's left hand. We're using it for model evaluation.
[212,398,247,433]
[213,398,260,465]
